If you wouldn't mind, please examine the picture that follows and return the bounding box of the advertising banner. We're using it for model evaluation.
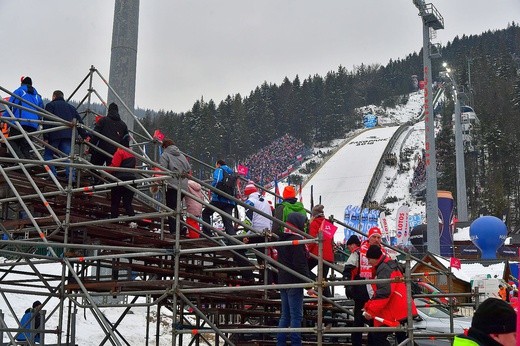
[438,191,455,257]
[395,205,410,246]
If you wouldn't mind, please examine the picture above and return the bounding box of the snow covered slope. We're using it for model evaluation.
[301,126,399,230]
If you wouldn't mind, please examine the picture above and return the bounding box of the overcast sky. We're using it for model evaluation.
[1,1,518,113]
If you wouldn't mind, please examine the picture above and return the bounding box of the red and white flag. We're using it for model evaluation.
[153,129,165,142]
[395,205,410,246]
[237,164,249,176]
[379,212,390,244]
[450,257,461,270]
[320,220,338,240]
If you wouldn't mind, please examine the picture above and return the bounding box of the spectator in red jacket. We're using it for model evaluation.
[363,245,417,346]
[107,134,136,221]
[343,234,368,346]
[307,204,334,297]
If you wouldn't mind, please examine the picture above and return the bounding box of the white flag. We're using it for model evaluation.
[395,205,410,246]
[379,212,390,244]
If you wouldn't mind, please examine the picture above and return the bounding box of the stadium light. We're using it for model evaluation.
[413,0,444,254]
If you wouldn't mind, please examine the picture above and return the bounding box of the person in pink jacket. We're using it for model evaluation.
[185,179,204,238]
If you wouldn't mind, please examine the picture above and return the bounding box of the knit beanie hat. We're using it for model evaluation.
[471,298,516,334]
[368,227,382,238]
[312,204,324,217]
[21,76,32,85]
[282,185,296,199]
[244,181,258,196]
[108,102,119,113]
[365,245,383,259]
[346,234,361,246]
[286,212,307,232]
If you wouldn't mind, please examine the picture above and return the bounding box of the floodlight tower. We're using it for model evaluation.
[108,0,140,131]
[441,63,468,222]
[413,0,444,254]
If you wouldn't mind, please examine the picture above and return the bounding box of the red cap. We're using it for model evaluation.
[244,182,258,196]
[368,227,382,238]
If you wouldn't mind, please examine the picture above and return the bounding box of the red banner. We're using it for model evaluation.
[153,129,165,142]
[320,220,338,241]
[237,164,249,176]
[450,257,461,270]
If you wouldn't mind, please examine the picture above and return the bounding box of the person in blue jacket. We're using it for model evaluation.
[43,90,88,181]
[16,300,42,343]
[201,159,236,237]
[6,76,44,159]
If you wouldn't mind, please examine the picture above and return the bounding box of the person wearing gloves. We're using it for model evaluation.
[453,297,516,346]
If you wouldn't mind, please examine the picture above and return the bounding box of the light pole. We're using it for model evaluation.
[413,0,444,254]
[440,64,469,222]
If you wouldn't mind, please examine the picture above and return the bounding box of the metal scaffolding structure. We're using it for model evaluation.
[0,67,464,346]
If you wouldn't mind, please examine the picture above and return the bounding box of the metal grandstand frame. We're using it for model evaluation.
[0,67,466,346]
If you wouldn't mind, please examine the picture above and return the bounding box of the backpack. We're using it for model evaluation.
[215,169,239,197]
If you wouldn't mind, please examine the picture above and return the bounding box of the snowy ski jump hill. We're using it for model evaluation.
[301,126,400,233]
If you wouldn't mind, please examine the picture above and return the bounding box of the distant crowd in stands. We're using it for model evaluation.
[242,134,305,185]
[410,150,426,194]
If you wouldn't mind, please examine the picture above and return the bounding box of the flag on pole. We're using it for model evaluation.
[395,205,410,246]
[379,212,390,244]
[153,129,165,142]
[450,257,461,270]
[310,185,314,210]
[274,179,282,204]
[237,164,249,176]
[320,219,338,240]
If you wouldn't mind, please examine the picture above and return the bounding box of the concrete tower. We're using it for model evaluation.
[107,0,140,131]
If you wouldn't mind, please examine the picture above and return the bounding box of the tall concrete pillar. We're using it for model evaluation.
[108,0,140,131]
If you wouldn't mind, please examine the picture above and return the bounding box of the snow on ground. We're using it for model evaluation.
[1,89,456,344]
[297,90,425,242]
[372,121,426,226]
[430,253,507,284]
[0,261,176,345]
[301,126,399,243]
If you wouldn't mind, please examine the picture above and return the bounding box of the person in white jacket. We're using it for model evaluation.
[242,182,273,283]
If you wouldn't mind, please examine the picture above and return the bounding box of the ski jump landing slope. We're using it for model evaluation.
[302,126,399,233]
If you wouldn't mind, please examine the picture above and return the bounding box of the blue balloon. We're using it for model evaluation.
[469,216,507,259]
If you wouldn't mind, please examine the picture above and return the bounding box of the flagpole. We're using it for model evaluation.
[310,185,314,210]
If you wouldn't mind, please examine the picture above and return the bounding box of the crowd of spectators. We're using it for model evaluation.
[242,134,305,185]
[410,151,426,196]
